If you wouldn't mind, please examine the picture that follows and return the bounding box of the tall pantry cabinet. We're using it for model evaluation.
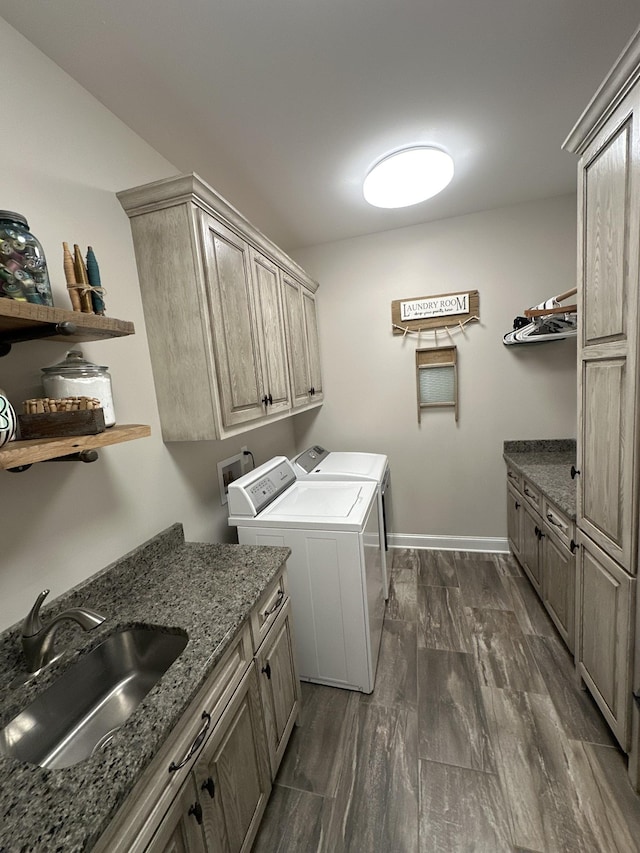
[563,27,640,777]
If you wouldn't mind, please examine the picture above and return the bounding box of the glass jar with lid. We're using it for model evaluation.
[41,350,116,426]
[0,211,53,306]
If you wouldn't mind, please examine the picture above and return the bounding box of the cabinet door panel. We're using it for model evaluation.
[577,534,634,749]
[581,357,628,564]
[281,273,310,407]
[543,531,575,653]
[521,504,542,593]
[583,121,630,344]
[250,250,290,414]
[302,289,323,400]
[146,775,207,853]
[506,484,522,563]
[200,214,265,426]
[256,600,301,777]
[196,667,270,853]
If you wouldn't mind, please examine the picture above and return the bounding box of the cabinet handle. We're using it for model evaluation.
[534,526,544,540]
[188,802,203,825]
[524,486,535,498]
[202,776,215,799]
[546,512,566,531]
[570,539,579,554]
[262,395,269,406]
[262,661,272,680]
[309,387,315,396]
[264,588,284,617]
[268,393,273,405]
[514,500,520,509]
[168,711,211,773]
[571,466,580,479]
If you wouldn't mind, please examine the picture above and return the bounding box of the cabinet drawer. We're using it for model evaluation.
[543,498,575,550]
[522,478,541,512]
[506,465,522,491]
[250,569,288,652]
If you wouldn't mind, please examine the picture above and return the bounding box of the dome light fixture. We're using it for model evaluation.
[363,146,454,208]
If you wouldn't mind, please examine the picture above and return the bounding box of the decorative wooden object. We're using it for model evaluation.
[18,408,106,440]
[62,242,82,312]
[415,346,458,423]
[392,290,480,335]
[86,246,106,315]
[73,244,94,313]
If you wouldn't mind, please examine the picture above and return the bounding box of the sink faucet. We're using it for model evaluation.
[21,589,105,674]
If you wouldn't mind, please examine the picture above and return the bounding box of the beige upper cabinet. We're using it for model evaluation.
[117,173,322,440]
[282,272,323,408]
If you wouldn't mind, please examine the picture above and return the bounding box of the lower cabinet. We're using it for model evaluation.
[94,567,299,853]
[506,470,576,653]
[255,598,300,777]
[576,533,635,750]
[147,665,271,853]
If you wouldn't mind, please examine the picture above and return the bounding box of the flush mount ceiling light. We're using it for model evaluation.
[363,146,454,208]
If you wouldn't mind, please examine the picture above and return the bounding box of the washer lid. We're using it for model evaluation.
[294,450,387,482]
[255,481,378,530]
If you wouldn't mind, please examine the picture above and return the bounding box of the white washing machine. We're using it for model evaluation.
[291,446,392,598]
[228,456,384,694]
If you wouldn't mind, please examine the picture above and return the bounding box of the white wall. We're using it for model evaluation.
[0,20,296,631]
[292,195,578,545]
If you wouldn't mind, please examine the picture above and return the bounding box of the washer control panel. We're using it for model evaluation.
[228,457,296,517]
[293,445,329,474]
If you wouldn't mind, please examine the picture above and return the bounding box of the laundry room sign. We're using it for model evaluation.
[391,289,480,334]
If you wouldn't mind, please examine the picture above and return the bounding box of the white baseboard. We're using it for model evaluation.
[388,533,510,553]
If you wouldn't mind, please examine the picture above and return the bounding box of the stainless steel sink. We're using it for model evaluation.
[0,627,188,769]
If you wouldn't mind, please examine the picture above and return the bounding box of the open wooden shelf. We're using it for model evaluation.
[0,300,135,345]
[0,424,151,470]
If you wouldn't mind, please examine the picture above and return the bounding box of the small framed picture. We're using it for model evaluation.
[217,453,244,505]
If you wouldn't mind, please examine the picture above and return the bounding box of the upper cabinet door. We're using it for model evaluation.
[199,213,266,428]
[281,272,312,408]
[302,289,323,401]
[577,89,640,573]
[249,249,291,415]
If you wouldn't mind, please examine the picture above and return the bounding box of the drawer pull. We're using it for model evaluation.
[188,802,203,825]
[546,512,566,531]
[264,588,284,618]
[508,471,518,480]
[168,711,211,773]
[524,486,536,499]
[570,539,579,554]
[571,466,580,480]
[202,776,216,799]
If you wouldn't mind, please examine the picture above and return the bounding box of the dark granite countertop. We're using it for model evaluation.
[503,439,576,520]
[0,524,290,852]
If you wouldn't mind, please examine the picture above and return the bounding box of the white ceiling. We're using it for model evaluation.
[1,1,639,251]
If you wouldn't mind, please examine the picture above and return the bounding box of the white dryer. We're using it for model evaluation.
[291,446,392,598]
[228,456,384,694]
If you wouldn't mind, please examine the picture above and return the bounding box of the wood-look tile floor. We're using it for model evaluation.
[252,549,640,852]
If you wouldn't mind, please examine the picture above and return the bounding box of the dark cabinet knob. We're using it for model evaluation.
[188,802,203,825]
[202,776,215,799]
[261,661,272,680]
[268,393,273,405]
[571,466,580,479]
[570,539,579,554]
[514,500,520,509]
[262,395,269,406]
